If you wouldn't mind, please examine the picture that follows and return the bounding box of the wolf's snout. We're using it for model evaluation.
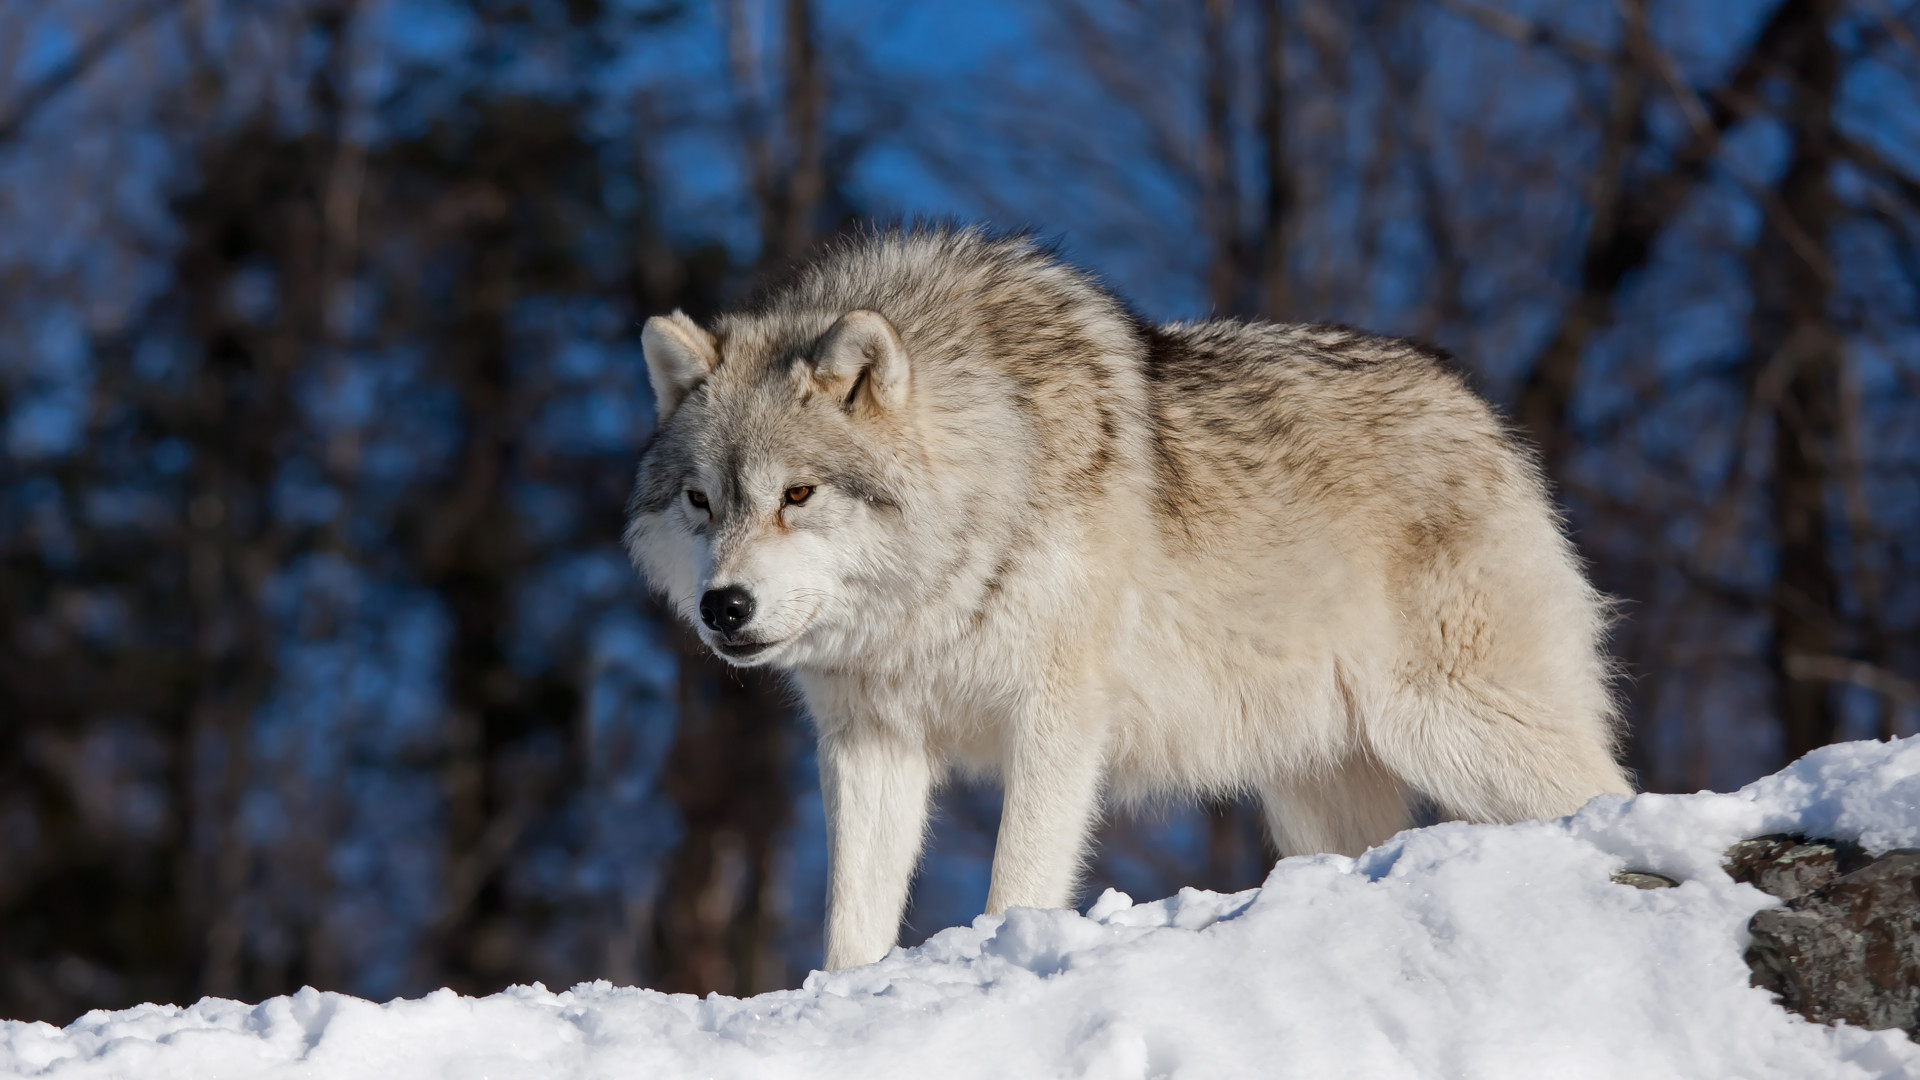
[699,586,756,634]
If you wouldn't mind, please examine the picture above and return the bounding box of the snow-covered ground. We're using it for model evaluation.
[7,739,1920,1079]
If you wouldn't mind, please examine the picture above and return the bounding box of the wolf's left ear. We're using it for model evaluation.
[814,309,909,416]
[642,310,719,422]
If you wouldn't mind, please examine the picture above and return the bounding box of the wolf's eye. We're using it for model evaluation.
[686,490,709,510]
[784,485,814,506]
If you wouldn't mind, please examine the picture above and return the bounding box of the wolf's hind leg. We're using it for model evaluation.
[1372,676,1633,825]
[1260,752,1412,858]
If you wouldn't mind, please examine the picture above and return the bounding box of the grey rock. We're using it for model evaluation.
[1726,834,1870,901]
[1611,871,1679,890]
[1733,836,1920,1037]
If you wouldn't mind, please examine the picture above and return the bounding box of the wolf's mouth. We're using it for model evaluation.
[715,639,775,659]
[704,610,820,666]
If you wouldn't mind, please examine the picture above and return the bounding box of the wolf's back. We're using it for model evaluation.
[1136,319,1545,545]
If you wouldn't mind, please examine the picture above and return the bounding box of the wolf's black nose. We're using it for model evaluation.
[700,587,755,634]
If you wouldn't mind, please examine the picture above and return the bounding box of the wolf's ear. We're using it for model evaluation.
[642,310,719,421]
[814,309,909,416]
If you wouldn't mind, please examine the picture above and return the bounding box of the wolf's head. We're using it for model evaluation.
[624,306,925,669]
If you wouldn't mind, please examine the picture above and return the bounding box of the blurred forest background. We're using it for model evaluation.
[1,0,1918,1024]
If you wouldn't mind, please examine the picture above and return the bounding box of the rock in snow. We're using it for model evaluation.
[10,740,1920,1079]
[1742,839,1920,1037]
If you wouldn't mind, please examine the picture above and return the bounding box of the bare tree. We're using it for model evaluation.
[1511,0,1811,478]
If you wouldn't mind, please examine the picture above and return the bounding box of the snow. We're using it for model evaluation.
[8,739,1920,1079]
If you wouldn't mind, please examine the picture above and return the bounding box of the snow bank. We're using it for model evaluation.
[8,739,1920,1080]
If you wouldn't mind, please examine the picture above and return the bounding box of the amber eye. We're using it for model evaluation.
[686,490,709,510]
[784,485,814,506]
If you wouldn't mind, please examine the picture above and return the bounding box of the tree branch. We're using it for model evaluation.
[0,0,178,147]
[1432,0,1610,65]
[1786,653,1920,708]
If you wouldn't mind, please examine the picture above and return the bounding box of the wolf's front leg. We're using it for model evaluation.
[984,696,1106,915]
[819,728,934,970]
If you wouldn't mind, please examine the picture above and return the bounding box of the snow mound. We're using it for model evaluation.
[8,740,1920,1079]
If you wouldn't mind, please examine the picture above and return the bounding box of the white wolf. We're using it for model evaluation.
[625,227,1633,971]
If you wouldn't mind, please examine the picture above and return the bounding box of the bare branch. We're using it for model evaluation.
[1786,653,1920,707]
[1863,0,1920,59]
[1838,132,1920,208]
[1616,0,1712,138]
[1432,0,1610,65]
[0,0,179,147]
[1049,0,1202,196]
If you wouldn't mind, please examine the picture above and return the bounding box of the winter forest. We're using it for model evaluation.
[0,0,1917,1026]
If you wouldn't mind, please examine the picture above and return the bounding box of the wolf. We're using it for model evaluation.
[625,226,1633,971]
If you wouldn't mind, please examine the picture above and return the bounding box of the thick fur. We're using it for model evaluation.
[625,227,1633,971]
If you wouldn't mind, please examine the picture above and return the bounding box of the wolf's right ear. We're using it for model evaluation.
[814,309,909,418]
[642,311,719,422]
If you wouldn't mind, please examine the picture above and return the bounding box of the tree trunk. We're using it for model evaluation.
[1255,0,1292,320]
[1758,0,1842,763]
[777,0,825,263]
[652,636,792,994]
[1201,0,1240,314]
